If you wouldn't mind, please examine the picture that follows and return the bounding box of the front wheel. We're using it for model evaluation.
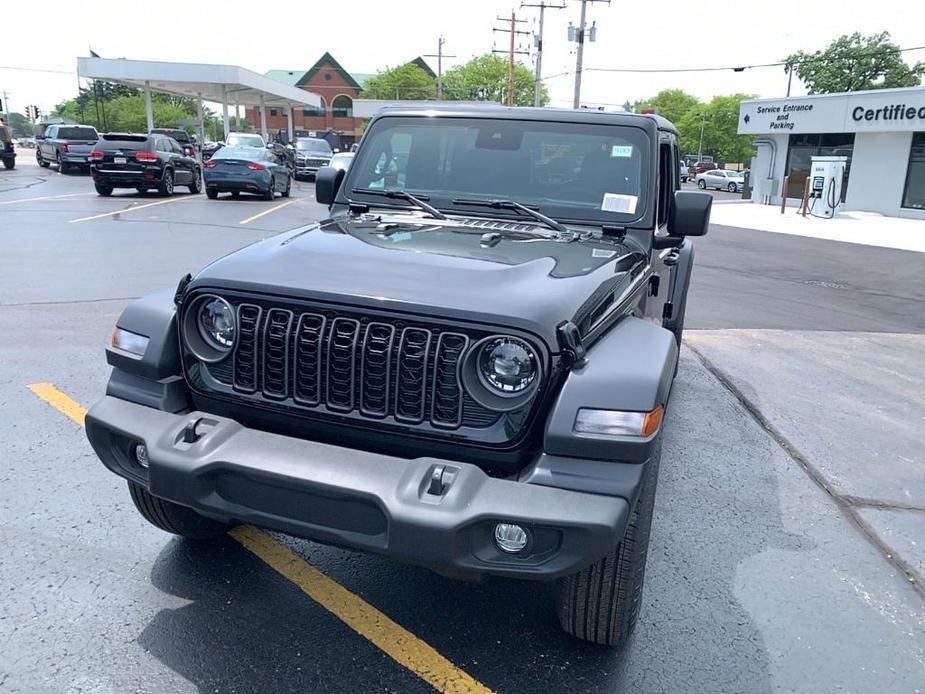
[95,183,113,196]
[37,152,50,168]
[697,179,706,189]
[281,176,291,198]
[727,182,737,192]
[157,169,174,196]
[128,481,231,539]
[557,439,661,647]
[264,177,275,201]
[3,157,14,170]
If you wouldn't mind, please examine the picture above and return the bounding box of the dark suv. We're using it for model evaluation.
[293,136,333,179]
[85,105,711,647]
[89,133,201,196]
[36,124,99,172]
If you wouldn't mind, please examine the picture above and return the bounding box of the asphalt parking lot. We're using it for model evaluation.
[2,156,924,693]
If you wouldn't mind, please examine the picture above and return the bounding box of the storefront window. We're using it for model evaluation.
[785,133,854,201]
[902,132,925,210]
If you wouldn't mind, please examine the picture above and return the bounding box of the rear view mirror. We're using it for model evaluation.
[668,190,712,237]
[315,166,345,206]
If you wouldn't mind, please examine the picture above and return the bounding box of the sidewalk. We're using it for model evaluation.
[710,201,925,253]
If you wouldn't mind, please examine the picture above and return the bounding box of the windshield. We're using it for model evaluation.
[344,116,650,223]
[226,133,265,148]
[152,129,190,143]
[58,127,98,140]
[296,138,332,153]
[212,146,266,161]
[724,170,743,178]
[330,153,353,166]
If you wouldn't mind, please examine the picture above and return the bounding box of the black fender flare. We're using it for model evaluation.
[543,317,678,463]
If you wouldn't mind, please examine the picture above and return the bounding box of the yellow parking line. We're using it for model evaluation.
[0,192,94,206]
[230,526,493,694]
[238,199,297,225]
[28,384,493,694]
[68,196,190,224]
[27,383,87,426]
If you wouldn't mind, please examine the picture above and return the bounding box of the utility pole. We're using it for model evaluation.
[424,36,456,100]
[697,111,709,163]
[521,2,565,107]
[492,13,530,105]
[567,0,608,109]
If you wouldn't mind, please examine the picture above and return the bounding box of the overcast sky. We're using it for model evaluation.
[2,0,922,115]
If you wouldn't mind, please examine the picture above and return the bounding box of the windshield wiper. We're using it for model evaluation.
[352,188,447,220]
[452,198,568,233]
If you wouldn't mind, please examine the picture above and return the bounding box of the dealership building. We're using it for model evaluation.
[739,85,925,219]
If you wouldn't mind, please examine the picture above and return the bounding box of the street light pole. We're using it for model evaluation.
[697,111,707,162]
[522,2,565,107]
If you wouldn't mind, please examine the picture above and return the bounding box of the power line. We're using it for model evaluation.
[0,65,77,75]
[541,44,925,80]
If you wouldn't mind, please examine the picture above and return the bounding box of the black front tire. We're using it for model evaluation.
[727,182,737,192]
[128,481,231,539]
[697,179,706,189]
[95,183,113,196]
[38,153,50,168]
[557,440,661,647]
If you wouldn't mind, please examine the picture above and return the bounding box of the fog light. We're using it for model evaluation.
[134,443,149,468]
[494,523,528,553]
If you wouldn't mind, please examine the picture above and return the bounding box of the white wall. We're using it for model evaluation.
[845,132,913,216]
[748,134,789,205]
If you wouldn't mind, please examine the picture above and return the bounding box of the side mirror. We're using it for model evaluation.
[315,166,345,206]
[668,190,712,237]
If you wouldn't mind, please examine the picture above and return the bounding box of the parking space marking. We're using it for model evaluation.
[68,196,191,224]
[238,199,297,225]
[27,383,86,426]
[0,192,94,206]
[230,526,493,694]
[27,384,493,694]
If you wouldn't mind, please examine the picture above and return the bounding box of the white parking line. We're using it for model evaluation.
[0,192,94,206]
[67,196,191,224]
[238,199,297,225]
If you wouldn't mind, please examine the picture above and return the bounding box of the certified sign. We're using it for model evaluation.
[739,87,925,135]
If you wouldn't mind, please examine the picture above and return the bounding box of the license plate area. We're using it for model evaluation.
[114,157,127,165]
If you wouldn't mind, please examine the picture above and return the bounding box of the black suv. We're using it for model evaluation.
[89,133,201,196]
[85,105,710,646]
[1,124,15,169]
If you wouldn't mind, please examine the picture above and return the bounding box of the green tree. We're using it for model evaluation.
[636,89,700,126]
[442,54,547,106]
[676,94,756,164]
[1,112,35,137]
[362,63,436,100]
[785,32,925,94]
[52,93,196,132]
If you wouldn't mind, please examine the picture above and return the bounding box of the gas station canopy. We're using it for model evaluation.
[76,57,321,140]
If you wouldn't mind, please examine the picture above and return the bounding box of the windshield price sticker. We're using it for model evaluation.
[611,145,633,158]
[601,193,638,214]
[592,248,617,258]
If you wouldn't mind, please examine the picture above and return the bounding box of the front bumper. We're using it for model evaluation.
[86,396,630,579]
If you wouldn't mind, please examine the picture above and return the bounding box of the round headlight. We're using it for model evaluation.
[197,297,235,351]
[478,337,538,394]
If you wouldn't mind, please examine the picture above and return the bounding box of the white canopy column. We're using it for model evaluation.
[286,105,293,142]
[259,95,268,142]
[221,85,230,140]
[144,81,154,131]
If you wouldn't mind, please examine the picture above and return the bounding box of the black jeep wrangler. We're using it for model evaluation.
[85,105,710,647]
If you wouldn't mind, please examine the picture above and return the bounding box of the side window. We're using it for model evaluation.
[656,142,673,227]
[171,140,183,155]
[47,127,56,139]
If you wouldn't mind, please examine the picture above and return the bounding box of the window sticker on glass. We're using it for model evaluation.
[611,145,633,158]
[601,193,638,214]
[592,248,617,258]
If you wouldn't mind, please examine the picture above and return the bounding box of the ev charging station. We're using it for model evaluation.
[808,156,847,218]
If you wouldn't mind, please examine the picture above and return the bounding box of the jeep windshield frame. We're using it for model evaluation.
[340,114,653,227]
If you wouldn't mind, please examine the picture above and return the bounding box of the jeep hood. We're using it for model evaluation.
[189,213,644,349]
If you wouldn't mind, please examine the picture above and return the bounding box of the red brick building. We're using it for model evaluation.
[248,53,436,147]
[246,52,363,146]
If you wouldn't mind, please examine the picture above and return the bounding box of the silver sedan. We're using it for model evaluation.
[696,169,744,192]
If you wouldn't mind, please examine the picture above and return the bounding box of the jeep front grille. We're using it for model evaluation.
[196,297,517,433]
